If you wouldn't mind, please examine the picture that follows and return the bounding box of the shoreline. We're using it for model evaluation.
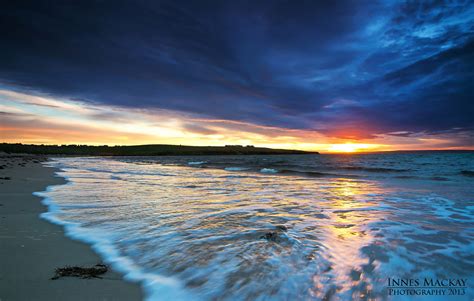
[0,154,143,301]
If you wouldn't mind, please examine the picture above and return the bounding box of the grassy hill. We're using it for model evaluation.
[0,143,318,156]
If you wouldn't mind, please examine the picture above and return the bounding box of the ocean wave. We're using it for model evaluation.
[278,169,359,179]
[394,175,418,179]
[341,166,410,173]
[187,161,207,165]
[430,176,450,181]
[84,168,175,177]
[224,167,250,171]
[260,168,278,173]
[279,169,328,177]
[217,175,256,179]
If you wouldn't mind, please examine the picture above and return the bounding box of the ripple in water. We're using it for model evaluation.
[38,157,474,300]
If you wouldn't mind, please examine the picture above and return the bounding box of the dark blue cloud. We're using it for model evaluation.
[1,0,473,138]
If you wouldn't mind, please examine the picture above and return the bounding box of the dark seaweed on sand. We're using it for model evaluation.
[51,264,108,280]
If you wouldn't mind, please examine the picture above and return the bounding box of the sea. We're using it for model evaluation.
[35,152,474,300]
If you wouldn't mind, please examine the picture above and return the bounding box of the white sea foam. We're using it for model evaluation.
[187,161,207,165]
[260,168,278,173]
[224,167,249,171]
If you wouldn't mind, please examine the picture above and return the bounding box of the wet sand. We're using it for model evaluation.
[0,154,143,301]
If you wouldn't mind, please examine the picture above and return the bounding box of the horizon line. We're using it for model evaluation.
[2,142,473,154]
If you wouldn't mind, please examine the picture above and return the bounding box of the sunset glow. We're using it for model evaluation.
[327,143,380,153]
[1,88,473,152]
[1,1,473,152]
[2,89,473,152]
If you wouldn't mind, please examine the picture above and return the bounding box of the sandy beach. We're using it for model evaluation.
[0,154,143,301]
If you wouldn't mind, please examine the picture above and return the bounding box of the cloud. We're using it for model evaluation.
[0,0,473,144]
[181,123,218,135]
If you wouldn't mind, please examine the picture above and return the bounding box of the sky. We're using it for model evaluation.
[1,0,473,152]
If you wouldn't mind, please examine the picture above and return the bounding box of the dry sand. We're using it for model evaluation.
[0,154,143,301]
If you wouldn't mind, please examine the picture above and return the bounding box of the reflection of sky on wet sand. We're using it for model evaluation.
[44,158,474,300]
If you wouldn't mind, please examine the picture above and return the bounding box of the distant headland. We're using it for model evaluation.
[0,143,318,156]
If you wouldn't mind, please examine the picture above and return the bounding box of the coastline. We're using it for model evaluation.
[0,154,143,301]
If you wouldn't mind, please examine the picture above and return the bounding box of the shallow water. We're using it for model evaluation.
[38,153,474,300]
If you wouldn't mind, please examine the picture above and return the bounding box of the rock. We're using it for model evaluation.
[261,232,279,242]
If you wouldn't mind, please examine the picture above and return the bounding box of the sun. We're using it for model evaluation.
[329,143,359,153]
[327,143,375,153]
